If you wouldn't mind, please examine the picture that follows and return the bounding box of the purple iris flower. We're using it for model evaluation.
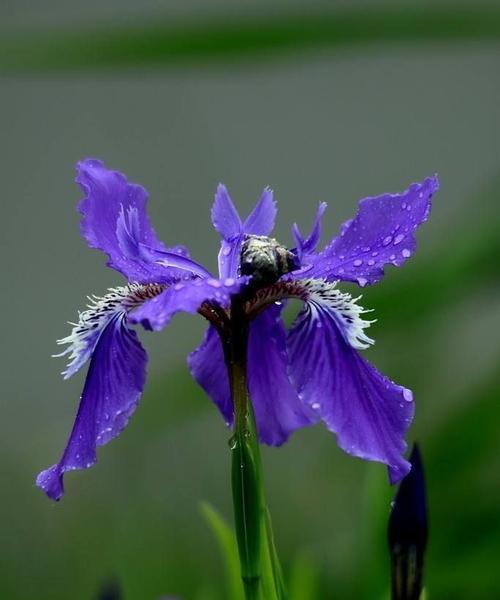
[36,159,438,501]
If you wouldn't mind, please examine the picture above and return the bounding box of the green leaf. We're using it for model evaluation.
[200,502,245,600]
[288,551,320,600]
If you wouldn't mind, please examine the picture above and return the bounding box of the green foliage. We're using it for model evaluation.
[2,6,500,72]
[200,502,245,600]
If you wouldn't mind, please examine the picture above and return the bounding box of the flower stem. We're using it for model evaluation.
[226,298,266,600]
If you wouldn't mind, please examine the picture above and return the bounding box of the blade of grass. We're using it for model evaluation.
[200,502,245,600]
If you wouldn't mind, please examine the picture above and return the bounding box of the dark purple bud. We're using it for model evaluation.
[388,444,428,600]
[96,580,122,600]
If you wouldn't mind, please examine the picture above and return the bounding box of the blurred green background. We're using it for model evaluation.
[1,2,500,599]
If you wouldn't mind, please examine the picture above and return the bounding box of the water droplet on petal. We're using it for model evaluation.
[393,233,405,245]
[390,254,396,261]
[402,248,411,258]
[224,278,235,286]
[222,246,231,256]
[367,259,375,266]
[358,277,368,287]
[208,278,222,288]
[174,283,184,291]
[402,388,413,402]
[353,259,363,267]
[371,251,379,257]
[402,202,407,209]
[311,402,321,410]
[382,235,392,246]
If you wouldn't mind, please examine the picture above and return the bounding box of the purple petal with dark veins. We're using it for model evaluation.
[188,325,233,425]
[76,159,195,283]
[211,184,242,239]
[36,314,147,500]
[129,277,247,331]
[248,306,318,445]
[288,302,413,483]
[242,187,277,236]
[306,176,439,286]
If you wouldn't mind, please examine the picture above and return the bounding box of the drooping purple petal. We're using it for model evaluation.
[77,159,196,283]
[36,314,147,500]
[305,176,439,286]
[129,277,247,331]
[248,306,317,445]
[54,283,166,379]
[242,187,277,236]
[287,293,413,483]
[188,325,233,425]
[211,184,242,239]
[292,202,327,260]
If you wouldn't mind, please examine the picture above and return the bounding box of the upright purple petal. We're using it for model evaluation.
[129,277,247,331]
[306,176,439,286]
[214,186,278,279]
[248,306,317,445]
[188,326,233,425]
[211,184,242,239]
[77,159,194,283]
[218,238,245,280]
[36,314,147,500]
[292,202,327,260]
[242,187,277,236]
[287,291,413,483]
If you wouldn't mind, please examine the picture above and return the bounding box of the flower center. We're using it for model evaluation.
[239,234,298,287]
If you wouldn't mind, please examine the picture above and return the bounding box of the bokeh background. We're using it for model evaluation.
[2,2,500,599]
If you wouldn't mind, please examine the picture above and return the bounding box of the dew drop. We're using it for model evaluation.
[358,277,368,287]
[311,402,321,410]
[371,251,379,257]
[222,246,231,256]
[208,278,222,288]
[382,235,392,246]
[402,248,411,258]
[337,267,344,274]
[228,435,238,450]
[353,259,363,267]
[402,388,413,402]
[407,204,412,211]
[174,283,184,291]
[224,278,235,286]
[367,259,375,266]
[393,233,405,245]
[402,202,407,209]
[390,254,396,261]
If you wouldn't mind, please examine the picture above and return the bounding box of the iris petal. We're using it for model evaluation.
[129,277,247,331]
[242,187,277,237]
[211,184,242,239]
[36,314,147,500]
[306,176,438,286]
[248,306,317,445]
[188,325,233,425]
[77,159,194,283]
[288,298,413,483]
[292,201,327,260]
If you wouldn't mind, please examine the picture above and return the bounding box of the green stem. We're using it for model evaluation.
[226,299,265,600]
